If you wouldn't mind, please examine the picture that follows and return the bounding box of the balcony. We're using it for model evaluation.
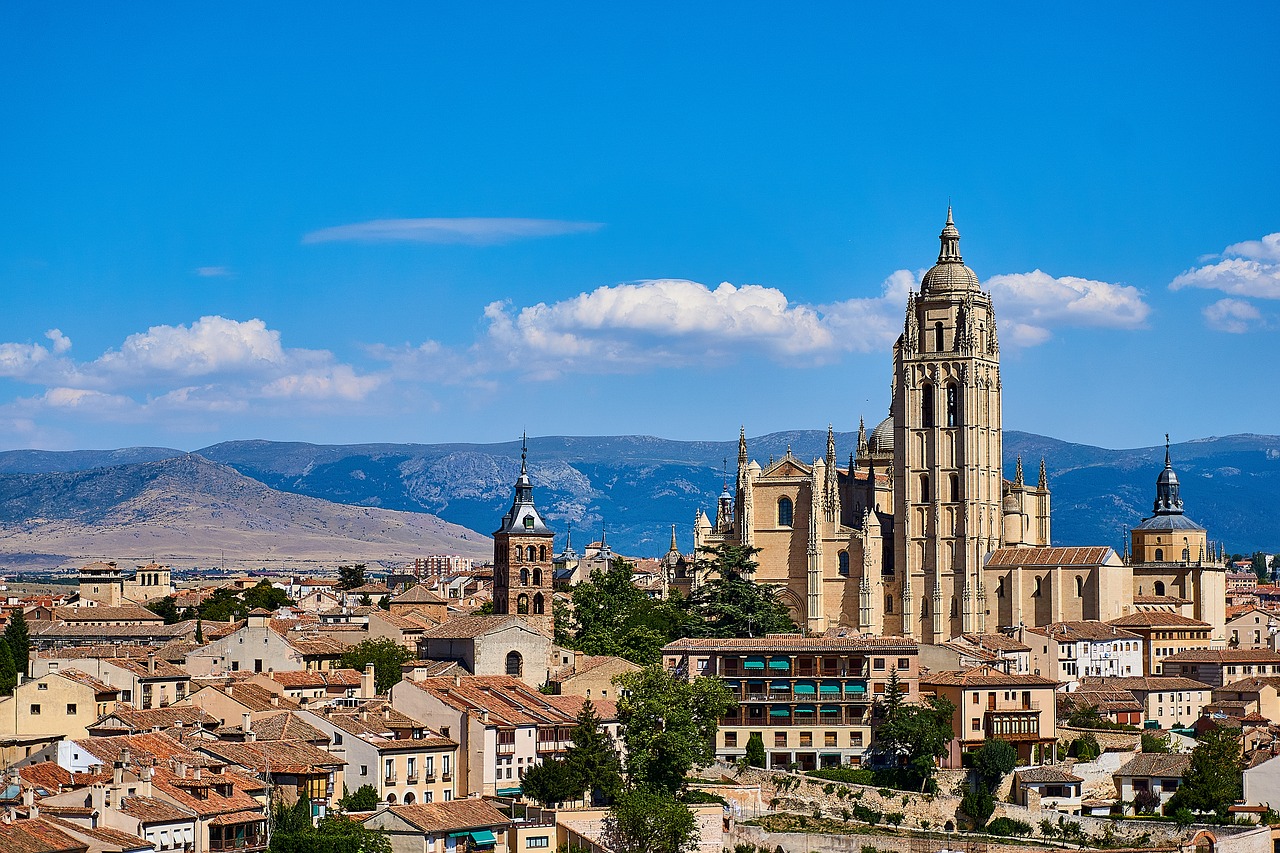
[423,772,436,783]
[441,772,452,782]
[384,775,397,784]
[209,841,267,852]
[496,742,516,755]
[406,774,419,784]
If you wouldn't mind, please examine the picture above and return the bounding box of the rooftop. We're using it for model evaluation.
[986,547,1116,567]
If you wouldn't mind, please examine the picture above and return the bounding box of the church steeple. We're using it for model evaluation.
[1153,433,1184,515]
[938,205,963,263]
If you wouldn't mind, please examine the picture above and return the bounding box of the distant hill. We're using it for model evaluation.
[2,432,1277,560]
[0,454,489,569]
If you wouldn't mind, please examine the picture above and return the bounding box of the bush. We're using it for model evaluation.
[681,789,727,806]
[806,767,875,786]
[852,803,882,825]
[1141,732,1172,753]
[746,733,767,768]
[986,817,1033,837]
[885,812,905,827]
[960,787,995,829]
[877,787,892,798]
[1068,733,1101,761]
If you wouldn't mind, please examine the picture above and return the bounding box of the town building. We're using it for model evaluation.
[417,615,551,689]
[661,635,919,770]
[1226,606,1279,650]
[1025,621,1144,685]
[920,665,1059,767]
[547,653,639,702]
[31,655,191,710]
[361,799,510,853]
[1112,753,1190,810]
[1104,611,1212,676]
[1159,648,1280,688]
[491,437,555,635]
[1080,676,1212,727]
[1012,766,1083,815]
[184,610,347,676]
[0,670,120,742]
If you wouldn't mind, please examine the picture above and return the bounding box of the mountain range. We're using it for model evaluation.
[1,430,1278,569]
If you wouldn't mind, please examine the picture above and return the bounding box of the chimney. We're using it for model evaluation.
[243,713,254,742]
[113,761,124,786]
[361,664,375,699]
[90,783,106,814]
[452,673,461,688]
[480,709,490,725]
[270,695,279,707]
[226,684,234,697]
[383,707,391,720]
[194,765,202,780]
[121,746,132,768]
[147,652,157,674]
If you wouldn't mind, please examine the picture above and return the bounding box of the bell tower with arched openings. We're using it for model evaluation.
[492,434,556,633]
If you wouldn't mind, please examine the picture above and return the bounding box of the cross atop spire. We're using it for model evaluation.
[1165,433,1171,468]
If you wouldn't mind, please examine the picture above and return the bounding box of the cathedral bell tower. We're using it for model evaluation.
[493,434,556,633]
[891,209,1002,642]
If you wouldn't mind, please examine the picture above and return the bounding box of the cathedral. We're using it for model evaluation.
[694,211,1226,645]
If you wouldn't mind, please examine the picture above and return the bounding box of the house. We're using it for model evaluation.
[86,706,221,738]
[0,670,121,741]
[365,611,437,651]
[248,666,371,704]
[660,635,919,770]
[920,665,1059,767]
[1079,676,1212,727]
[1013,766,1083,815]
[43,656,192,710]
[547,653,639,701]
[390,675,617,798]
[297,701,458,806]
[181,681,300,726]
[1226,607,1278,650]
[1105,612,1213,676]
[1058,687,1144,727]
[1243,753,1280,806]
[389,586,449,624]
[0,818,90,853]
[214,710,331,747]
[1210,677,1280,722]
[1160,648,1280,688]
[1025,621,1144,685]
[195,738,344,818]
[962,634,1032,673]
[184,610,348,676]
[361,799,511,853]
[31,621,196,651]
[417,616,551,689]
[1113,753,1190,809]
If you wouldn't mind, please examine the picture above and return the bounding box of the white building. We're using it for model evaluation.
[1026,621,1144,687]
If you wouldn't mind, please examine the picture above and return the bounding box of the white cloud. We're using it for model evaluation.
[1170,232,1280,299]
[94,316,289,380]
[261,365,384,401]
[1203,298,1263,334]
[302,217,604,246]
[195,266,233,277]
[41,387,134,412]
[985,270,1151,343]
[45,329,72,354]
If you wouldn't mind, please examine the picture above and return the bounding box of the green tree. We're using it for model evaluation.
[1141,732,1171,753]
[521,758,583,807]
[564,699,623,805]
[337,564,367,591]
[473,600,496,616]
[875,694,956,792]
[339,638,412,694]
[568,558,689,664]
[1167,726,1242,819]
[602,788,699,853]
[1066,703,1109,729]
[1068,733,1100,761]
[3,609,30,676]
[195,618,204,643]
[199,588,248,622]
[146,596,182,625]
[243,580,293,612]
[615,666,734,795]
[377,595,391,611]
[685,544,796,638]
[338,784,379,812]
[960,787,995,829]
[1250,551,1270,583]
[972,739,1017,789]
[0,637,16,695]
[744,732,766,768]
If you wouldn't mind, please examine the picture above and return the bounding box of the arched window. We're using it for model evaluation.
[949,474,959,502]
[934,322,944,352]
[838,551,849,576]
[506,651,523,677]
[1033,576,1043,598]
[1182,547,1190,562]
[533,592,545,615]
[532,568,542,586]
[527,545,537,561]
[1154,548,1164,561]
[921,384,935,427]
[920,474,930,503]
[386,793,397,804]
[403,792,415,805]
[1154,581,1166,597]
[885,595,893,614]
[1076,576,1084,597]
[539,545,546,561]
[519,567,529,585]
[514,546,523,562]
[777,497,793,527]
[946,384,959,427]
[517,594,529,615]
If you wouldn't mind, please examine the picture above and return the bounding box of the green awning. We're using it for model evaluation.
[794,705,815,714]
[769,680,789,690]
[768,658,790,670]
[744,657,765,669]
[794,682,816,695]
[845,682,866,693]
[469,831,497,846]
[819,752,842,758]
[495,787,522,797]
[769,708,791,717]
[820,705,841,714]
[819,682,841,694]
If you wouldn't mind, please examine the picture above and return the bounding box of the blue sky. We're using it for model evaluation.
[2,3,1278,452]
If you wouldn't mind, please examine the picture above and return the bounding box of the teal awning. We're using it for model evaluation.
[820,705,841,714]
[769,708,791,717]
[819,682,841,694]
[470,831,497,846]
[495,787,522,797]
[845,682,866,693]
[725,680,740,688]
[794,705,815,714]
[769,680,789,690]
[768,658,790,670]
[819,752,842,758]
[744,657,765,669]
[746,679,764,685]
[794,682,816,695]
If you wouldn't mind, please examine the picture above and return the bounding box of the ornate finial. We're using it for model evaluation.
[786,443,792,456]
[670,523,678,553]
[722,456,728,492]
[738,426,748,466]
[827,424,836,462]
[1014,455,1024,487]
[565,521,573,550]
[938,206,962,263]
[1165,433,1171,467]
[520,431,528,474]
[1038,458,1047,491]
[946,203,954,226]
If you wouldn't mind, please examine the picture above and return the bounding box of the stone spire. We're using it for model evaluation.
[938,205,962,263]
[827,424,836,465]
[1014,455,1024,487]
[669,523,678,553]
[738,426,748,468]
[1038,458,1047,490]
[856,416,867,454]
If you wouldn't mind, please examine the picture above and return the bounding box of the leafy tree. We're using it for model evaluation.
[3,609,30,676]
[1249,551,1269,583]
[745,732,766,768]
[358,593,372,607]
[1167,726,1242,819]
[337,564,367,591]
[564,699,623,805]
[199,588,248,622]
[615,665,734,795]
[883,667,903,720]
[602,788,699,853]
[0,638,16,695]
[1133,789,1161,814]
[972,739,1017,789]
[684,545,796,638]
[1068,733,1100,761]
[338,784,379,812]
[377,596,390,611]
[271,794,389,853]
[521,758,583,807]
[1066,703,1109,729]
[568,558,689,664]
[243,580,293,612]
[146,596,182,625]
[960,787,995,829]
[874,694,956,792]
[1141,732,1171,753]
[195,619,204,643]
[339,638,412,694]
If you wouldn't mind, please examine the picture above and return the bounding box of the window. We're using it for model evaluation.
[1033,576,1043,598]
[1154,581,1166,597]
[532,568,542,586]
[873,658,886,671]
[949,474,959,502]
[1155,548,1164,561]
[1076,576,1084,597]
[774,732,787,747]
[946,384,958,427]
[517,594,529,615]
[37,683,48,690]
[334,733,343,746]
[934,322,944,352]
[777,497,793,527]
[971,719,980,731]
[920,474,930,503]
[538,546,546,561]
[885,595,893,614]
[360,765,367,776]
[385,759,395,781]
[66,704,77,715]
[506,651,523,678]
[723,732,737,747]
[898,658,910,670]
[922,384,935,427]
[527,838,550,849]
[532,592,545,615]
[29,704,40,715]
[519,567,529,585]
[254,659,263,673]
[838,551,849,576]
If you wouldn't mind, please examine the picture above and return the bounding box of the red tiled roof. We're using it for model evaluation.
[1026,621,1142,642]
[407,676,617,728]
[0,819,89,853]
[1107,612,1211,629]
[379,800,510,833]
[922,665,1058,688]
[663,635,918,653]
[1164,649,1280,664]
[986,546,1115,567]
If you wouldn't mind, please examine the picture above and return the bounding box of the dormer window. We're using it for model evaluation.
[523,515,534,529]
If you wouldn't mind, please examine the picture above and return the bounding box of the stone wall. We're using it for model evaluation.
[1057,724,1142,752]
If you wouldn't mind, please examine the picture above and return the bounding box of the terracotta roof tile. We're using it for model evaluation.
[0,819,89,853]
[1114,753,1190,778]
[921,665,1058,688]
[421,615,528,640]
[407,676,617,728]
[1081,676,1212,692]
[117,795,195,824]
[1163,649,1280,664]
[1106,612,1212,629]
[985,546,1116,567]
[378,799,510,833]
[663,635,919,653]
[1025,621,1142,642]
